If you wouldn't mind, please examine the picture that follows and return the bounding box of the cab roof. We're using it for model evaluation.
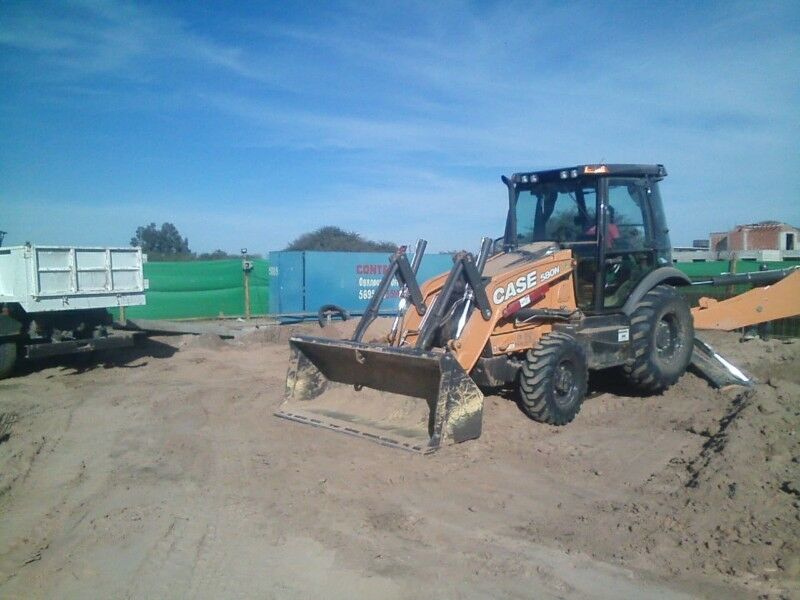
[509,164,666,185]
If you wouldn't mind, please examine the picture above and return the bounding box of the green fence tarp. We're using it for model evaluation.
[115,257,795,322]
[116,258,269,320]
[674,260,797,279]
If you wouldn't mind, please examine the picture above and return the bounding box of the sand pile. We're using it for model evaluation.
[180,333,229,350]
[699,332,799,384]
[602,373,800,593]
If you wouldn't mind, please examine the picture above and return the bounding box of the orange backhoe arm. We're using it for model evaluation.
[691,270,800,331]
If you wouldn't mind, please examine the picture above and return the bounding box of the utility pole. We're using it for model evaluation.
[242,248,253,319]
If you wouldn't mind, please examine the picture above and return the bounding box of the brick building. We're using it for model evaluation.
[708,221,799,261]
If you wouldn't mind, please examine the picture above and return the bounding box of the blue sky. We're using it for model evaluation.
[2,0,798,253]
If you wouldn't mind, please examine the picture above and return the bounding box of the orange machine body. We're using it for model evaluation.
[399,249,576,372]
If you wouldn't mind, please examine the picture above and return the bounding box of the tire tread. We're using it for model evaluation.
[622,284,693,393]
[518,332,588,425]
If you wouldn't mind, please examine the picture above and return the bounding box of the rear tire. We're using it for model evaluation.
[622,284,693,392]
[0,342,17,379]
[518,332,588,425]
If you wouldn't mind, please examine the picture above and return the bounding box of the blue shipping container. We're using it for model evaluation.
[268,250,455,317]
[268,251,304,314]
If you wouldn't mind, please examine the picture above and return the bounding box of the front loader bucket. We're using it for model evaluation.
[276,336,484,453]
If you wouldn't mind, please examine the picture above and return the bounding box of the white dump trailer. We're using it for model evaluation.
[0,244,147,377]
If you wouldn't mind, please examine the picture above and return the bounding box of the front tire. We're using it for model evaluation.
[0,342,17,379]
[623,284,693,392]
[519,332,588,425]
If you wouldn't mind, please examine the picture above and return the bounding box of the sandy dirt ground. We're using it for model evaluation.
[0,322,798,599]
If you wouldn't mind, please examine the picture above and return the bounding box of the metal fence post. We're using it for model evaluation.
[242,249,253,319]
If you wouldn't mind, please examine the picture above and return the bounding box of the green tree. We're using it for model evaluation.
[130,222,192,260]
[285,226,397,252]
[195,249,263,260]
[197,249,234,260]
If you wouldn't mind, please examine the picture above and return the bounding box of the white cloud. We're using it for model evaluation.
[2,0,798,250]
[0,0,281,85]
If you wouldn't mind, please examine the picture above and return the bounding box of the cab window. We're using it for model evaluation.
[514,181,597,245]
[602,178,656,308]
[606,180,649,250]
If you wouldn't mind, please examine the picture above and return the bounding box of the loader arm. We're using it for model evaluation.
[400,250,575,372]
[691,269,800,331]
[277,245,576,453]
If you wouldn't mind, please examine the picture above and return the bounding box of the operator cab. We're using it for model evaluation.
[502,164,672,313]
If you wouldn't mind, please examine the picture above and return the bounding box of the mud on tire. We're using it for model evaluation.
[622,284,693,393]
[518,332,588,425]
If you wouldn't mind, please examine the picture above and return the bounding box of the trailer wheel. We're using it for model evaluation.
[623,284,693,392]
[518,332,588,425]
[0,342,17,379]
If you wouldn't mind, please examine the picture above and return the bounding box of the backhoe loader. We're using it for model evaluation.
[277,164,799,452]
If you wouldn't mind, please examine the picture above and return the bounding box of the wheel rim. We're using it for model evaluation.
[655,312,682,360]
[554,359,577,408]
